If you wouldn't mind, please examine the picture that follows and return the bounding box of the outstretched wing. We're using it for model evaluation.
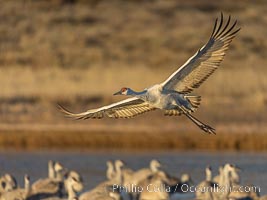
[58,97,156,120]
[161,13,240,93]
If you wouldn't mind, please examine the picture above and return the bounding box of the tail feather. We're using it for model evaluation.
[185,95,201,109]
[164,110,181,116]
[164,95,201,116]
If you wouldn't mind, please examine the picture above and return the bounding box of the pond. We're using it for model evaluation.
[0,151,266,196]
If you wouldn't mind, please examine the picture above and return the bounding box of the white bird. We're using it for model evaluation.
[106,160,115,181]
[138,171,170,200]
[80,185,121,200]
[34,176,80,200]
[169,173,195,200]
[135,159,162,177]
[65,177,80,200]
[148,159,162,173]
[213,165,223,183]
[58,13,240,134]
[0,174,17,194]
[216,164,241,200]
[122,159,161,189]
[113,160,130,185]
[48,160,56,179]
[64,171,83,194]
[79,160,127,200]
[79,180,123,200]
[226,166,260,200]
[230,165,240,185]
[0,174,30,200]
[53,161,67,181]
[30,161,66,198]
[214,164,240,186]
[195,166,217,200]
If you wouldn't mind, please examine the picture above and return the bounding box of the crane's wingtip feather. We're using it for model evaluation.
[57,103,82,120]
[57,103,72,115]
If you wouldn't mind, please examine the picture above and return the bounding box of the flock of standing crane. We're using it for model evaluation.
[0,159,266,200]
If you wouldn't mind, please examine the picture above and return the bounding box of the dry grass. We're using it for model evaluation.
[0,0,266,150]
[0,128,267,151]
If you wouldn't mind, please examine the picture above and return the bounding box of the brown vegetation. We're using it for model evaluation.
[0,128,267,151]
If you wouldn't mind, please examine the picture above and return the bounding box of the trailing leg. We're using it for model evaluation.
[180,106,216,134]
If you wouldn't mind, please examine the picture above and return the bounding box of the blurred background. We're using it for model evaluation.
[0,0,266,151]
[0,0,267,198]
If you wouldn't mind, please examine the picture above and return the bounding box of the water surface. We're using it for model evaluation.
[0,151,266,195]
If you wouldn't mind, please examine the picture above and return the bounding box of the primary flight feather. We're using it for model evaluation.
[58,13,240,134]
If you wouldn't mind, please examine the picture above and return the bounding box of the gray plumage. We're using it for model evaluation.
[0,175,30,200]
[58,13,240,134]
[0,174,17,194]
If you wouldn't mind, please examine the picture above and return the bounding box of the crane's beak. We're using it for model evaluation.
[113,91,121,95]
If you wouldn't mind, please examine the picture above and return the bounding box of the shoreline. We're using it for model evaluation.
[0,125,266,151]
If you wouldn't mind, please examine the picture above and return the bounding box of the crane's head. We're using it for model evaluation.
[113,87,129,95]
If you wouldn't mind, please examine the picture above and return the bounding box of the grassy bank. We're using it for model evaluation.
[0,127,266,151]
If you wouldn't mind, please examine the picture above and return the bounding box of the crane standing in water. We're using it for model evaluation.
[59,13,240,134]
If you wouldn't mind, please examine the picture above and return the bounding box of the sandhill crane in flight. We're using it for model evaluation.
[59,13,240,134]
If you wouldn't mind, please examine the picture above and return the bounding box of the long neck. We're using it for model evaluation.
[109,192,121,200]
[0,177,4,193]
[48,161,55,179]
[56,170,64,181]
[68,188,77,200]
[218,168,224,186]
[219,168,231,198]
[107,162,115,180]
[230,169,240,185]
[206,169,212,182]
[127,89,147,99]
[67,182,77,200]
[24,179,31,198]
[150,162,159,173]
[114,163,123,185]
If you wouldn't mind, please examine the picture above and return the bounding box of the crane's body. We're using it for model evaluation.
[59,13,240,134]
[124,85,193,111]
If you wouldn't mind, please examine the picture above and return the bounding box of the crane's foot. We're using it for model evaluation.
[199,124,216,135]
